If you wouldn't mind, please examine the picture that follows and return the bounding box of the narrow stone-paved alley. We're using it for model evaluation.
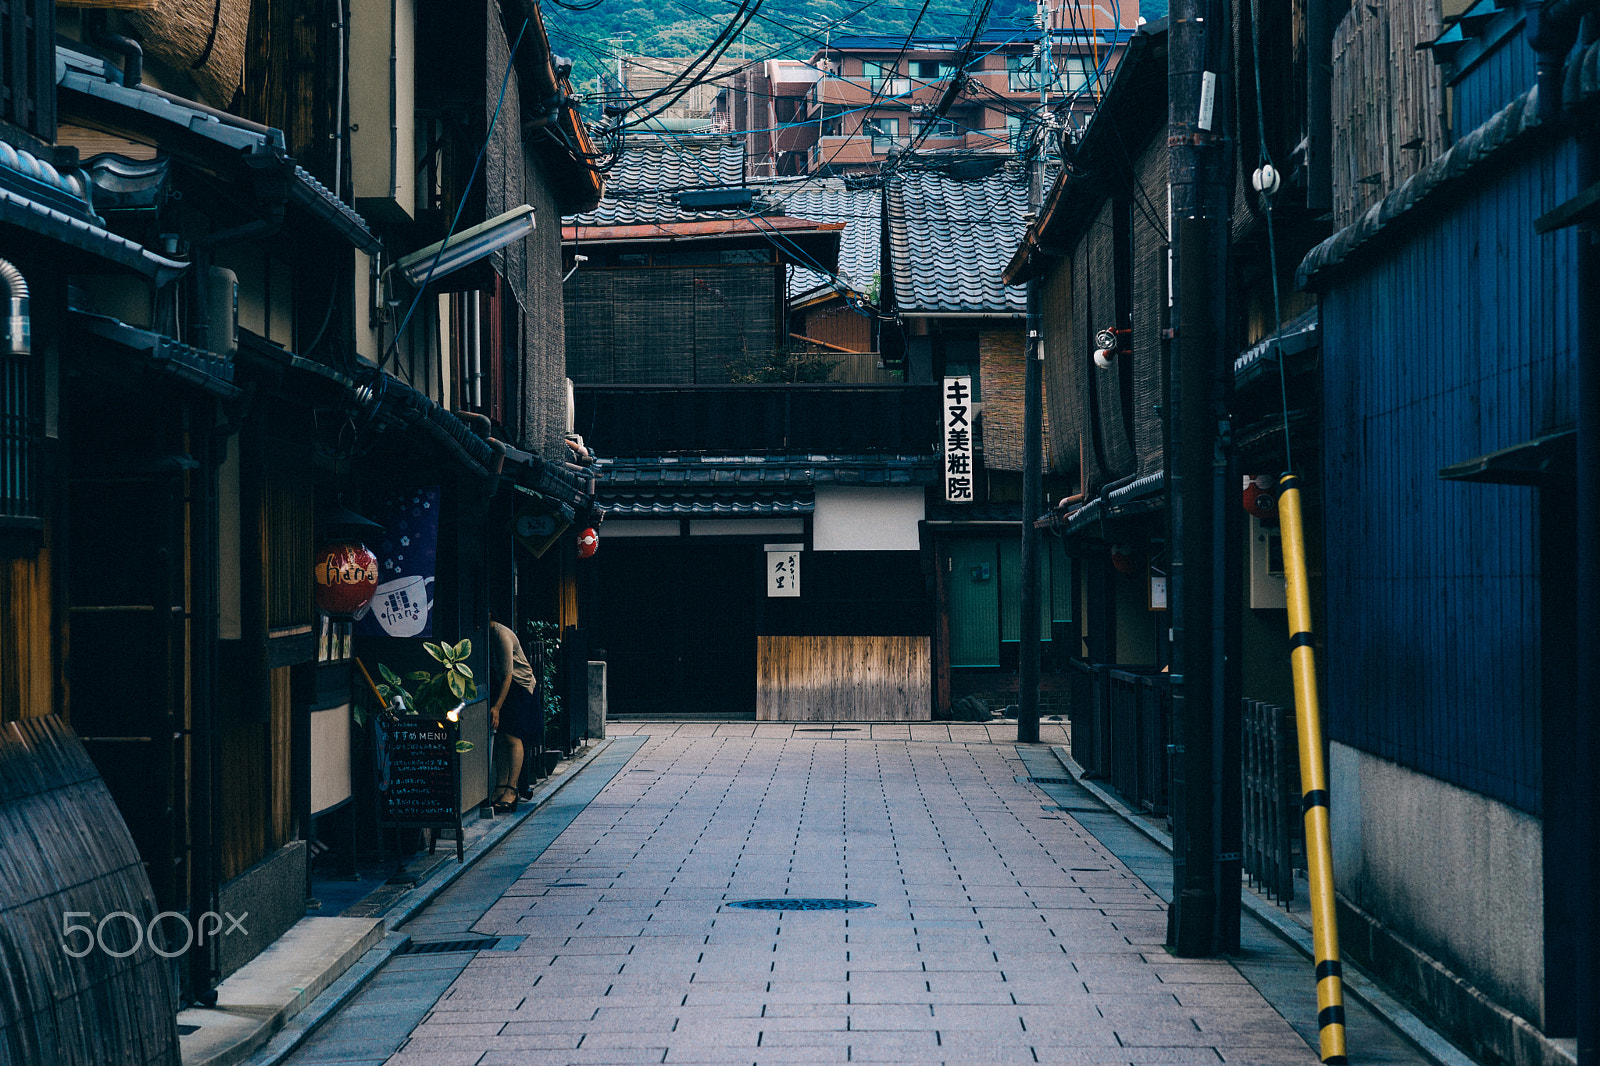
[279,726,1432,1065]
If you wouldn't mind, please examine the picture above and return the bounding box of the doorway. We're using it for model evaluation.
[593,540,762,716]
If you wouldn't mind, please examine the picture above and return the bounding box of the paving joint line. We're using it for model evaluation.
[235,736,625,1066]
[1046,744,1482,1066]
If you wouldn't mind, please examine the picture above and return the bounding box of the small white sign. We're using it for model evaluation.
[767,550,800,597]
[943,376,974,503]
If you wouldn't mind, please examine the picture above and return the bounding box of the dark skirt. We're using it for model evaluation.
[500,683,541,742]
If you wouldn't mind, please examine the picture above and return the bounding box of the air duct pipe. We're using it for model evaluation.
[0,258,29,355]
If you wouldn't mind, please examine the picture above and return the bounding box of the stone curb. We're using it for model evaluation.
[1048,745,1481,1066]
[220,737,620,1066]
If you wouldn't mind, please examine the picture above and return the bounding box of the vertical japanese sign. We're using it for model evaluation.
[766,545,801,597]
[943,376,974,502]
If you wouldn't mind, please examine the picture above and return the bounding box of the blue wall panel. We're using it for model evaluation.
[1451,17,1535,136]
[1319,138,1580,814]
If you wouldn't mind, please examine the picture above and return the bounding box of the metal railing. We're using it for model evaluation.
[1068,661,1168,814]
[1242,698,1303,904]
[1107,668,1168,814]
[1067,658,1099,775]
[1067,666,1303,898]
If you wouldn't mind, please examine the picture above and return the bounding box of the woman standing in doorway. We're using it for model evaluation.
[488,613,539,812]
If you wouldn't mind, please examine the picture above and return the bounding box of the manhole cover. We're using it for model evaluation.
[400,937,501,955]
[726,899,874,911]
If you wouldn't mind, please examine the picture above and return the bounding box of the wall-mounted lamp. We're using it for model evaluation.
[1251,164,1281,199]
[393,204,536,287]
[562,254,588,283]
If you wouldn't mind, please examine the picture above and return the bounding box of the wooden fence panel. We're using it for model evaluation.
[756,635,930,721]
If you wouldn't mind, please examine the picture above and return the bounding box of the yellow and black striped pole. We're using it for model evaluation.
[1278,472,1347,1064]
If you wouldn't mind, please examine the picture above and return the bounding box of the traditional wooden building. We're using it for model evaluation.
[1297,2,1597,1060]
[882,167,1075,717]
[564,136,938,720]
[1,0,599,1038]
[1004,26,1172,768]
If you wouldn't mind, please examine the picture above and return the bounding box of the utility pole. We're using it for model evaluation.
[1018,0,1052,745]
[1570,104,1598,1066]
[1165,0,1241,955]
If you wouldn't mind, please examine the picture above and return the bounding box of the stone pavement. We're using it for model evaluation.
[279,722,1452,1066]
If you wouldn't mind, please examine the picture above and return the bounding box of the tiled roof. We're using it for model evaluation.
[57,46,380,255]
[600,454,938,487]
[768,183,881,298]
[561,216,844,243]
[565,137,746,227]
[601,490,814,516]
[0,142,188,282]
[885,169,1032,314]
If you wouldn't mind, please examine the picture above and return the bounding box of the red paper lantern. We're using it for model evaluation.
[1109,544,1138,575]
[315,540,379,615]
[1242,474,1277,522]
[577,527,599,559]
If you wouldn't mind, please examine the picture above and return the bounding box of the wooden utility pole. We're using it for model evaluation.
[1018,0,1052,746]
[1165,0,1241,956]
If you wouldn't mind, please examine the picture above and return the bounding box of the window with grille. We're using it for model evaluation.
[0,0,56,139]
[0,345,39,532]
[265,470,313,631]
[450,273,519,427]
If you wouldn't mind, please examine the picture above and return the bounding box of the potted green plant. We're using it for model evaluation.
[524,621,565,770]
[358,640,478,752]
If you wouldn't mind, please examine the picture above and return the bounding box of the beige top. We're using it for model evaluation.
[489,620,536,694]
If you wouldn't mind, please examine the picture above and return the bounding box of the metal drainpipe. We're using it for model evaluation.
[388,0,399,202]
[334,0,347,195]
[184,400,221,1007]
[0,259,30,355]
[469,294,483,409]
[1529,0,1599,119]
[86,10,143,87]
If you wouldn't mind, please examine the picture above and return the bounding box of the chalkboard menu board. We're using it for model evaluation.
[374,714,464,862]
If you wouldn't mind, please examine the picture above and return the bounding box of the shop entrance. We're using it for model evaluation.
[593,540,763,717]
